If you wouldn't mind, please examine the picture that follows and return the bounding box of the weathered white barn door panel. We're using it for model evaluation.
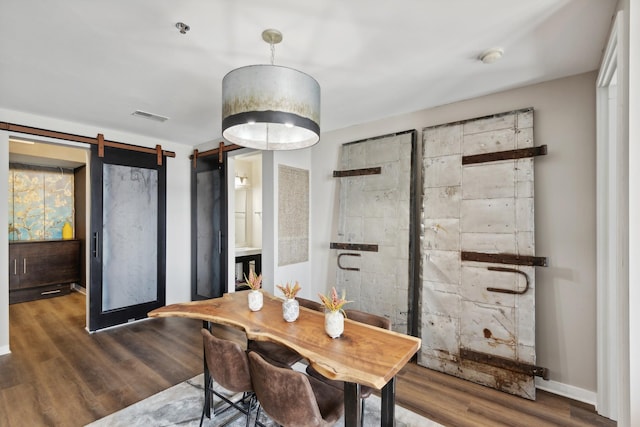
[419,108,546,399]
[334,131,417,334]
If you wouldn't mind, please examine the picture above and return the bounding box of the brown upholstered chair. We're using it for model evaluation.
[248,351,344,427]
[200,328,261,427]
[306,309,391,425]
[246,340,302,368]
[344,308,391,330]
[247,297,322,368]
[296,296,324,312]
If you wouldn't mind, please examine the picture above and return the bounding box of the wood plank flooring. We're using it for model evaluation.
[0,293,616,426]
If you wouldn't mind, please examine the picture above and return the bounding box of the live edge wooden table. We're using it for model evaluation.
[148,291,421,427]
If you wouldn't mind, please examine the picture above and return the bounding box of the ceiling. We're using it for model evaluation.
[0,0,617,147]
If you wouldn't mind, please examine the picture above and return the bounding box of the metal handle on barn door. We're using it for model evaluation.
[486,266,529,295]
[93,232,100,258]
[23,258,26,274]
[337,253,361,271]
[13,259,17,275]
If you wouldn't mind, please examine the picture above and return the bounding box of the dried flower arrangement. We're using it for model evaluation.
[245,271,262,290]
[276,281,302,299]
[318,287,351,315]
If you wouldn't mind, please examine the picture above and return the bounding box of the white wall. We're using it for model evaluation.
[0,109,192,351]
[267,149,313,299]
[310,72,599,400]
[623,0,640,424]
[0,132,9,354]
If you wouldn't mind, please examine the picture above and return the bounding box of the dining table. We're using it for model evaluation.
[148,290,421,427]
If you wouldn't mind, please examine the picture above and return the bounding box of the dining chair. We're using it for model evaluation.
[200,328,262,427]
[306,309,391,426]
[296,296,324,312]
[248,351,345,427]
[246,340,301,368]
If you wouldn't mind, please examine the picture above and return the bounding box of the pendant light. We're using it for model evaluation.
[222,29,321,150]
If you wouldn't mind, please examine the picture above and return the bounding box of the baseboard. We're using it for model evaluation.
[0,345,10,356]
[71,283,86,295]
[535,377,596,406]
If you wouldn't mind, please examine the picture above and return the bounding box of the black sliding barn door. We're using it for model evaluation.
[191,154,227,300]
[89,146,166,331]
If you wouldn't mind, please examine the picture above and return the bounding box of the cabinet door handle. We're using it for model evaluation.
[23,258,27,274]
[13,259,17,275]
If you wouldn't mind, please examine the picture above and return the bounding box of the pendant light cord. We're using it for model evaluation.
[270,42,276,65]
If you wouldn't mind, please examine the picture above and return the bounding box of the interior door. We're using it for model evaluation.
[191,153,226,300]
[334,130,418,334]
[89,146,166,331]
[419,108,546,399]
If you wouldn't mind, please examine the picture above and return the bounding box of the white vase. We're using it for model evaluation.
[248,290,263,311]
[324,310,344,338]
[282,298,299,322]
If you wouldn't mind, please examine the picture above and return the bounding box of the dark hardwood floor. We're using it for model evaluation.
[0,292,616,427]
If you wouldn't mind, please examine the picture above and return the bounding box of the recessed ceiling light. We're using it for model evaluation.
[131,110,169,123]
[479,48,504,64]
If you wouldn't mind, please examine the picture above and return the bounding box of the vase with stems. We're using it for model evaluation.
[245,271,263,311]
[277,281,302,322]
[318,287,351,339]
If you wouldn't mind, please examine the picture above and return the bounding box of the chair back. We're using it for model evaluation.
[344,309,391,330]
[248,351,327,427]
[296,297,323,312]
[201,328,253,393]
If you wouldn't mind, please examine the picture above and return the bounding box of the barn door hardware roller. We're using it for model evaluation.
[460,348,549,380]
[486,267,529,295]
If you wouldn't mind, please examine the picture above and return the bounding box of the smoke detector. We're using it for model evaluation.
[479,48,504,64]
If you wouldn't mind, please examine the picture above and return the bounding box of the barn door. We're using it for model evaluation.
[419,108,548,399]
[333,130,418,334]
[89,145,166,331]
[191,152,226,300]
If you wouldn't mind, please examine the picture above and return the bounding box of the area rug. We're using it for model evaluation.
[86,367,442,427]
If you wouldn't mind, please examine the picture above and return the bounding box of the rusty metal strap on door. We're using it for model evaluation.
[461,251,548,267]
[330,242,378,252]
[460,348,549,380]
[332,167,382,177]
[486,266,530,295]
[462,145,547,165]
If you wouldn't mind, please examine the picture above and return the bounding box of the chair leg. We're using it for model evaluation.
[246,394,255,427]
[200,377,212,427]
[360,398,365,427]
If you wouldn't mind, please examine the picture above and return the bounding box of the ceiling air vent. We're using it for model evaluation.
[131,110,169,122]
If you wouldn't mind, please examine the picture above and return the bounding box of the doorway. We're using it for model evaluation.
[7,137,89,326]
[230,151,263,290]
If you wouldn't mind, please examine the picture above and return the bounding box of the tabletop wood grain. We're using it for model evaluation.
[148,290,421,390]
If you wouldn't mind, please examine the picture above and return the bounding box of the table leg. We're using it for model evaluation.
[344,382,361,427]
[381,376,396,427]
[203,321,211,419]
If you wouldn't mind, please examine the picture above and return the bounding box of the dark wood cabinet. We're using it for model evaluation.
[9,240,81,304]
